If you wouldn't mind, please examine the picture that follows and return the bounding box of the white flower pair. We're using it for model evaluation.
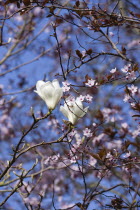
[35,80,88,125]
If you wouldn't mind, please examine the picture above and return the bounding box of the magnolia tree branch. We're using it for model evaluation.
[0,48,52,77]
[0,110,52,180]
[1,3,140,25]
[0,20,29,65]
[0,159,38,207]
[0,111,73,204]
[53,26,66,80]
[99,29,133,63]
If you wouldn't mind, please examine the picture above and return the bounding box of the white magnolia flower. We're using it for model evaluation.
[60,97,88,125]
[34,79,63,110]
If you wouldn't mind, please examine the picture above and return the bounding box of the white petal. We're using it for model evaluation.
[52,79,61,89]
[60,106,69,118]
[73,103,84,118]
[65,104,78,124]
[41,82,55,109]
[60,104,78,124]
[36,80,45,91]
[68,111,77,124]
[80,106,89,118]
[50,89,63,109]
[35,80,62,110]
[35,80,46,100]
[53,89,63,106]
[76,98,83,109]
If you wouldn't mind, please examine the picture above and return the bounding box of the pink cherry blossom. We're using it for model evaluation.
[77,95,85,101]
[110,68,116,73]
[62,86,70,92]
[123,94,130,103]
[66,96,75,105]
[121,122,128,129]
[93,122,97,127]
[83,128,92,137]
[62,81,71,92]
[126,71,136,80]
[109,32,114,37]
[62,81,71,86]
[121,64,131,73]
[106,152,113,159]
[131,102,136,108]
[85,79,96,87]
[85,94,93,102]
[128,84,138,96]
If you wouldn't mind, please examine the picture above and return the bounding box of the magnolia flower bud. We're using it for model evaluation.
[34,79,63,110]
[60,97,88,125]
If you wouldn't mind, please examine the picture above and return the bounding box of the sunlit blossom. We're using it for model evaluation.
[121,122,128,129]
[77,95,85,101]
[93,122,97,127]
[34,79,63,110]
[85,79,96,87]
[131,102,136,108]
[126,71,136,80]
[123,94,130,103]
[106,152,113,159]
[109,32,114,37]
[121,64,131,73]
[62,86,70,92]
[62,81,71,86]
[83,128,92,137]
[60,97,88,125]
[85,94,93,102]
[62,81,71,92]
[128,84,138,96]
[110,68,116,73]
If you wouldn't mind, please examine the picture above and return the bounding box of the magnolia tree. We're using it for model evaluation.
[0,0,140,209]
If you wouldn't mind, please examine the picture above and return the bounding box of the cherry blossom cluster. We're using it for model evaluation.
[67,129,81,143]
[44,153,60,166]
[121,64,136,81]
[102,107,121,123]
[109,64,137,82]
[83,128,92,137]
[77,94,93,103]
[62,80,71,92]
[123,84,140,113]
[0,112,13,140]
